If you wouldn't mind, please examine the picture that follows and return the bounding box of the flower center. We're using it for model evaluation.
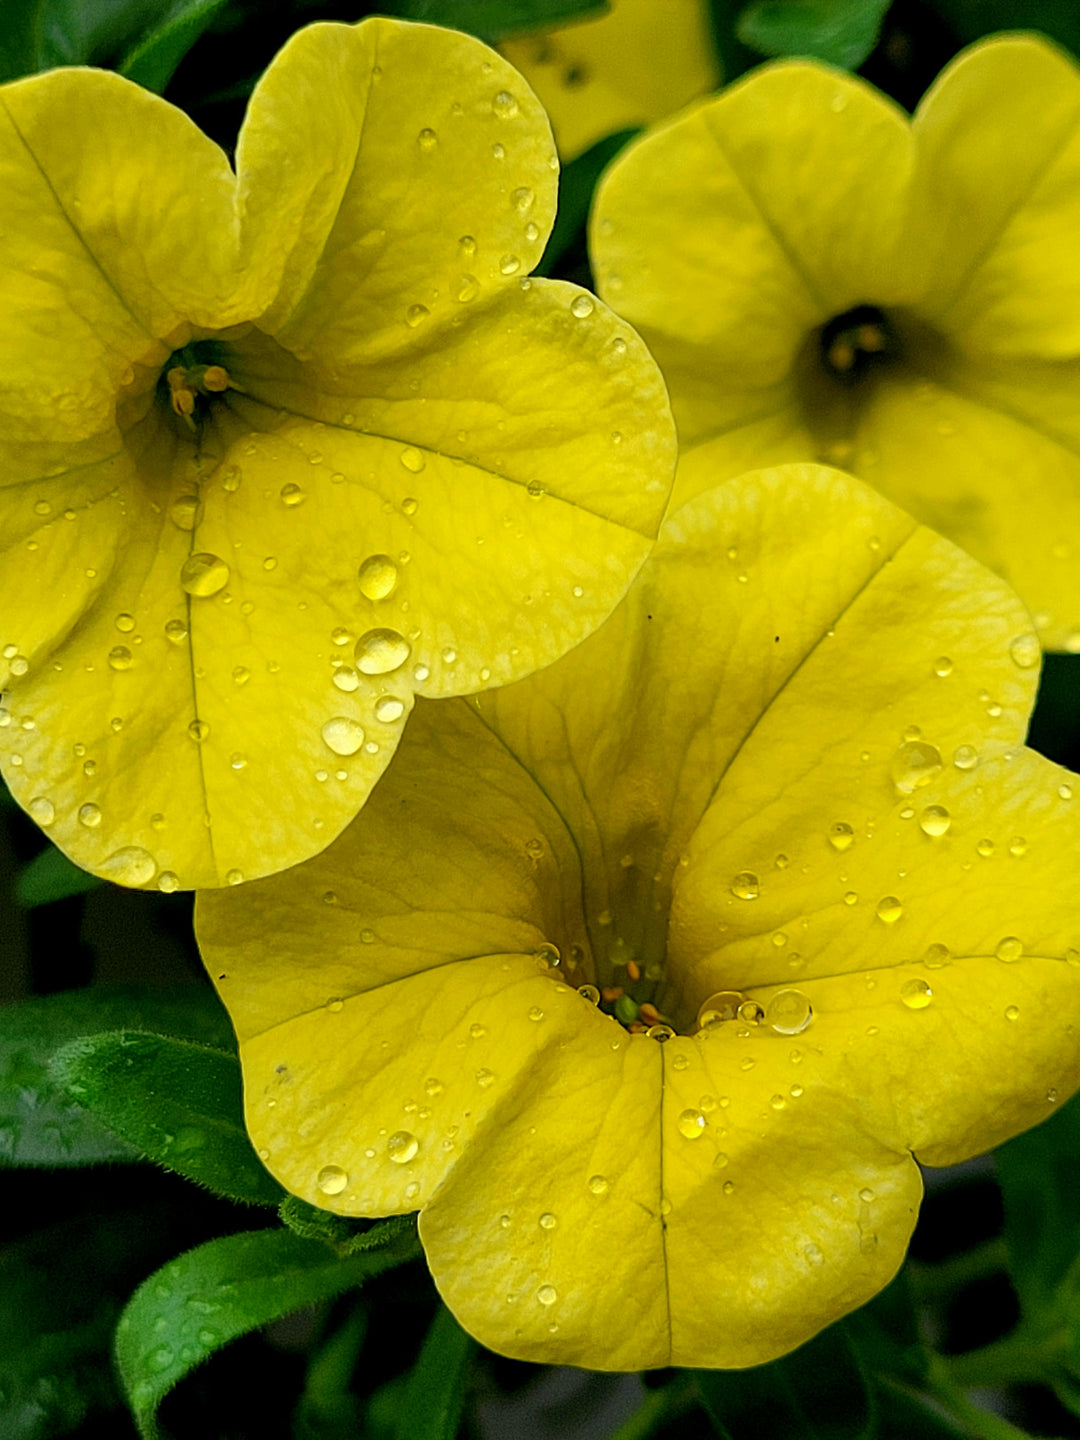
[819,304,897,383]
[160,341,243,431]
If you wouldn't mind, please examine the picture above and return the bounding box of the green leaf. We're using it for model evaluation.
[394,1304,475,1440]
[848,1268,929,1387]
[0,0,42,87]
[114,1223,420,1440]
[995,1091,1080,1319]
[932,1,1080,62]
[118,0,230,93]
[376,0,608,44]
[16,845,103,909]
[38,0,163,68]
[537,127,639,278]
[696,1317,874,1439]
[52,1030,284,1206]
[736,0,891,69]
[0,985,232,1168]
[869,1379,969,1439]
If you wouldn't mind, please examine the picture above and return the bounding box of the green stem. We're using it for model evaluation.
[610,1378,699,1440]
[942,1329,1065,1391]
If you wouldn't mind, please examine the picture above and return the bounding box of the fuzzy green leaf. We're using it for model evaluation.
[16,845,103,908]
[52,1030,283,1205]
[737,0,891,69]
[115,1223,419,1440]
[118,0,229,93]
[0,985,232,1168]
[394,1304,476,1440]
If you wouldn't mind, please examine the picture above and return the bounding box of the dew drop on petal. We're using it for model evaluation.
[417,127,437,149]
[995,936,1024,963]
[588,1175,608,1195]
[158,871,179,893]
[577,984,600,1005]
[374,696,405,724]
[405,304,430,328]
[280,483,305,507]
[165,619,188,645]
[828,822,854,851]
[891,741,942,794]
[765,989,813,1036]
[1005,1005,1020,1021]
[316,1165,348,1195]
[355,629,410,675]
[919,805,951,837]
[953,745,978,771]
[900,978,933,1009]
[933,656,953,677]
[677,1108,706,1140]
[170,495,202,531]
[100,846,157,887]
[321,717,365,756]
[923,943,950,968]
[28,796,54,827]
[499,254,521,276]
[492,90,518,118]
[108,646,133,671]
[357,554,399,601]
[876,896,903,924]
[537,1285,557,1306]
[78,803,102,828]
[570,294,595,319]
[400,447,426,474]
[730,871,759,900]
[387,1131,419,1164]
[539,1212,557,1229]
[1009,634,1041,669]
[188,719,210,743]
[115,612,135,633]
[180,553,229,598]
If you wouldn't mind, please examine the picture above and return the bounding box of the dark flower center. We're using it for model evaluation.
[820,304,897,383]
[159,340,242,431]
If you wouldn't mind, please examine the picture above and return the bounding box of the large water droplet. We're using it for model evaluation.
[900,978,933,1010]
[180,553,229,598]
[697,991,743,1027]
[108,646,133,671]
[170,495,202,531]
[677,1108,706,1140]
[891,741,942,794]
[374,696,405,724]
[995,936,1024,963]
[100,846,157,887]
[953,745,978,771]
[78,802,102,828]
[492,90,519,118]
[539,1211,557,1229]
[27,796,54,827]
[280,483,305,507]
[765,989,813,1036]
[321,717,365,756]
[316,1164,348,1195]
[919,804,951,837]
[387,1130,419,1164]
[730,871,759,900]
[400,446,426,474]
[165,618,188,645]
[1009,633,1041,669]
[355,629,410,675]
[536,1284,557,1306]
[828,822,854,851]
[570,294,595,319]
[876,895,903,924]
[588,1174,608,1195]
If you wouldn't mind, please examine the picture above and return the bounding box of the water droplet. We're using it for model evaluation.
[78,803,101,828]
[180,553,229,598]
[1008,836,1028,857]
[165,618,188,645]
[387,1130,419,1164]
[933,656,953,677]
[280,482,305,507]
[158,871,179,893]
[226,869,244,885]
[1010,634,1040,669]
[399,447,426,475]
[876,895,903,924]
[976,837,995,858]
[765,989,813,1035]
[995,936,1023,963]
[27,796,54,827]
[919,804,951,837]
[677,1107,706,1140]
[418,127,437,149]
[891,741,943,794]
[730,871,759,900]
[844,891,858,906]
[441,646,457,664]
[332,667,359,693]
[738,999,764,1023]
[577,984,600,1005]
[321,717,365,756]
[534,942,560,968]
[528,1005,545,1022]
[8,654,28,677]
[170,495,202,531]
[923,943,950,968]
[459,235,477,256]
[316,1165,348,1195]
[953,744,978,771]
[539,1212,557,1229]
[476,1067,495,1088]
[697,991,743,1027]
[1005,1004,1020,1021]
[1061,782,1074,800]
[570,294,595,319]
[372,695,405,724]
[492,90,519,118]
[221,464,241,492]
[588,1174,608,1195]
[101,846,157,887]
[647,1024,675,1041]
[115,612,135,633]
[424,1078,443,1098]
[230,752,247,771]
[900,978,933,1009]
[828,821,854,851]
[108,645,133,671]
[499,254,521,276]
[232,665,250,687]
[188,719,210,743]
[355,629,410,674]
[406,303,431,329]
[469,1022,487,1039]
[537,1284,557,1306]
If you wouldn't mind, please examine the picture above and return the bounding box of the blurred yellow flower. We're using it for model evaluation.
[501,0,719,159]
[199,462,1080,1369]
[0,17,673,889]
[592,35,1080,650]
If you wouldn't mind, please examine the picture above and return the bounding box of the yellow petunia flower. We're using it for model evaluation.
[500,0,719,160]
[198,462,1080,1369]
[591,35,1080,652]
[0,17,674,890]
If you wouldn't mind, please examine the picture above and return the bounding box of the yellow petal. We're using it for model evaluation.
[913,35,1080,358]
[501,0,719,161]
[0,18,674,886]
[200,463,1080,1367]
[238,18,557,356]
[591,63,917,423]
